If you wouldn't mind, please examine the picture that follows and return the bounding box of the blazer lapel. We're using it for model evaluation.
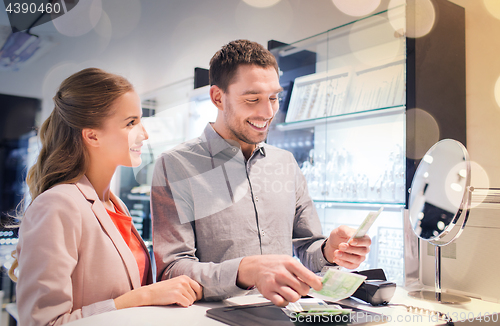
[75,176,141,290]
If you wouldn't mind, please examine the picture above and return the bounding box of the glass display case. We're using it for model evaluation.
[267,0,465,285]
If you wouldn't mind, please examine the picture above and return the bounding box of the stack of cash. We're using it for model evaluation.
[282,269,366,318]
[310,268,367,302]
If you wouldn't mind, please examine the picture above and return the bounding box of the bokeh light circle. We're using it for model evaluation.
[469,161,491,208]
[331,0,381,17]
[406,108,440,160]
[444,160,469,211]
[494,76,500,108]
[52,0,102,37]
[387,0,405,36]
[242,0,281,8]
[388,0,436,38]
[484,0,500,20]
[348,15,402,66]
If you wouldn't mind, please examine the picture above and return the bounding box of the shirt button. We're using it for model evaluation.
[255,196,259,202]
[232,147,237,152]
[261,230,265,236]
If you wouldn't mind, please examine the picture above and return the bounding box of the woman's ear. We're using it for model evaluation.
[210,85,224,111]
[82,128,99,147]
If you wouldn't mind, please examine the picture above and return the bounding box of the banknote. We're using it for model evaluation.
[348,207,384,243]
[309,268,367,302]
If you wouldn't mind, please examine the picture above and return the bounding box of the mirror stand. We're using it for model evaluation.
[408,244,471,303]
[409,184,474,304]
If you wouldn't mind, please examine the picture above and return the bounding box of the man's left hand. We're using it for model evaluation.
[323,225,371,269]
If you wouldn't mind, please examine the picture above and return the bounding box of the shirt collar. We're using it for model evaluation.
[202,123,266,157]
[254,143,266,157]
[202,123,235,156]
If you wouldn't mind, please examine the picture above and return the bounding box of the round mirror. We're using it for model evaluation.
[409,139,471,243]
[408,139,472,304]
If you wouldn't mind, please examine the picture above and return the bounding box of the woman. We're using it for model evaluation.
[13,68,203,326]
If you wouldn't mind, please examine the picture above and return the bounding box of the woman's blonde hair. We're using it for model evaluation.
[9,68,133,281]
[28,68,133,200]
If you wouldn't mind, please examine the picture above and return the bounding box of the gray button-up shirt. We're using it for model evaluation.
[151,123,330,300]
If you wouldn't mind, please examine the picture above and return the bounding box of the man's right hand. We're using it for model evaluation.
[236,255,322,307]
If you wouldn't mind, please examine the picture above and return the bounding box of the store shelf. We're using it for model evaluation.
[276,105,405,131]
[313,200,404,211]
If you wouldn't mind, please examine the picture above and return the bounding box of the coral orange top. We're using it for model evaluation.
[106,204,150,286]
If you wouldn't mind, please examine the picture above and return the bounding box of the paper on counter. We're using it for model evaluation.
[283,298,352,318]
[309,268,367,302]
[285,298,329,313]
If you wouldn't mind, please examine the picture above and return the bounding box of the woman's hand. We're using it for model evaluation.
[144,275,203,307]
[114,275,203,309]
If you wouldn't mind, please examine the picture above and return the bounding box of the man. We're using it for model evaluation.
[151,39,371,306]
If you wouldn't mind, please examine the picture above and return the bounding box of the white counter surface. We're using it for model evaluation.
[61,287,500,326]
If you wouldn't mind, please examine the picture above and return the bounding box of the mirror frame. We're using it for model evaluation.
[409,139,471,245]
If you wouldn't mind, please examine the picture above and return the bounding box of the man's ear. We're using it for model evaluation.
[82,128,99,147]
[210,85,224,111]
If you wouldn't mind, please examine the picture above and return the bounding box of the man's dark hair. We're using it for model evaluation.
[209,39,279,92]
